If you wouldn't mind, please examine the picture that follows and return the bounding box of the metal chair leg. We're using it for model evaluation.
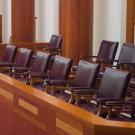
[69,91,75,103]
[44,84,48,93]
[51,86,54,95]
[97,103,103,116]
[75,94,80,105]
[106,106,112,119]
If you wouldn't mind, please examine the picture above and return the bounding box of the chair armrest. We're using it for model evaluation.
[97,98,128,106]
[80,55,98,59]
[105,100,133,106]
[45,79,73,85]
[98,59,118,63]
[70,87,92,90]
[10,67,31,72]
[119,63,135,67]
[50,79,73,83]
[0,62,15,67]
[97,98,122,103]
[73,88,99,94]
[71,66,78,72]
[35,73,51,78]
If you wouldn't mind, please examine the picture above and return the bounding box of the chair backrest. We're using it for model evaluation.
[50,55,73,80]
[31,51,51,73]
[15,48,33,67]
[99,68,130,99]
[118,43,135,64]
[50,34,62,50]
[97,40,118,61]
[2,45,17,62]
[73,60,100,87]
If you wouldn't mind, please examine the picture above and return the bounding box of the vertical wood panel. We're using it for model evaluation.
[59,0,93,64]
[126,0,135,43]
[12,0,35,42]
[0,15,2,42]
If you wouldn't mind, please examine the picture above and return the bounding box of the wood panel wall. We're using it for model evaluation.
[59,0,93,64]
[0,15,2,42]
[0,74,135,135]
[11,0,35,42]
[126,0,135,43]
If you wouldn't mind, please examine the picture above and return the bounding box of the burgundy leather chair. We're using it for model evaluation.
[0,44,17,67]
[74,68,132,119]
[98,43,135,79]
[43,55,73,94]
[35,34,62,55]
[115,43,135,69]
[67,60,100,104]
[8,48,33,77]
[24,51,51,85]
[72,40,118,74]
[100,43,135,88]
[81,40,118,67]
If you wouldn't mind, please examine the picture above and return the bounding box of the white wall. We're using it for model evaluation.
[0,0,3,14]
[1,0,11,42]
[35,0,59,42]
[93,0,127,58]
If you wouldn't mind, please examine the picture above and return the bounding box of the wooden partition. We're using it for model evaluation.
[59,0,93,64]
[0,15,2,42]
[126,0,135,43]
[11,0,35,42]
[0,74,135,135]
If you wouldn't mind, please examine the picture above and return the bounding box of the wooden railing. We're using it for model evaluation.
[0,73,135,135]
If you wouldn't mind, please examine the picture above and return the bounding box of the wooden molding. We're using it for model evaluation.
[0,88,13,101]
[18,98,39,115]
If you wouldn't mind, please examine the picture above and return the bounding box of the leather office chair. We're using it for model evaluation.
[99,43,135,90]
[8,48,33,77]
[72,40,118,78]
[34,34,62,69]
[0,44,17,67]
[98,43,135,79]
[24,51,51,86]
[67,60,100,104]
[96,68,131,119]
[74,68,132,119]
[118,44,135,103]
[43,55,73,94]
[81,40,118,68]
[115,43,135,70]
[35,34,62,55]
